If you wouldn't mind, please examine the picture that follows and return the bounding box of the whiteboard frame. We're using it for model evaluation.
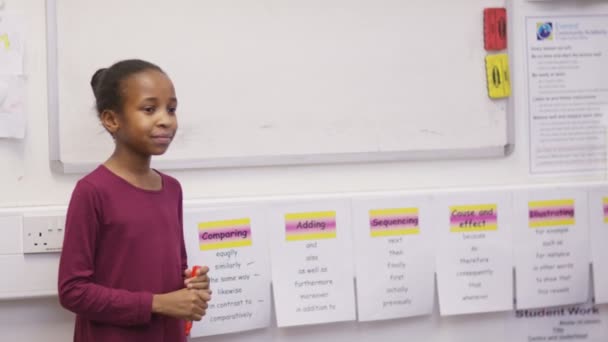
[45,0,515,174]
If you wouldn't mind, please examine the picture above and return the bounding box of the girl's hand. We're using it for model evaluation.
[184,266,211,292]
[152,288,211,321]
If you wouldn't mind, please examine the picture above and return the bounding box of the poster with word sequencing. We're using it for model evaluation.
[513,188,590,309]
[433,191,514,315]
[509,302,607,342]
[268,200,356,327]
[183,207,271,337]
[587,187,608,304]
[352,195,435,322]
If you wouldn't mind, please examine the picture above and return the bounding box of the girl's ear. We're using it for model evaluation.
[100,109,120,135]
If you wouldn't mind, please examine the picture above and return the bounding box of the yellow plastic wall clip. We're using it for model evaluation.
[485,54,511,99]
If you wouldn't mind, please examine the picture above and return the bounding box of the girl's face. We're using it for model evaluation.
[114,69,178,157]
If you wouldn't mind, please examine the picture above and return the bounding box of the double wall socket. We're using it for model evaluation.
[22,215,66,254]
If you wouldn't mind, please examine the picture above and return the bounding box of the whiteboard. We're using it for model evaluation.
[47,0,512,173]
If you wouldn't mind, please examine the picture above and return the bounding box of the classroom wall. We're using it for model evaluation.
[0,0,605,341]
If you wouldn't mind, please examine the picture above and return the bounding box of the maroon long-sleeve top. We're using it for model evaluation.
[58,165,188,342]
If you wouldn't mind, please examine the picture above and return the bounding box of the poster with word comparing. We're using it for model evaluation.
[587,187,608,304]
[268,200,356,327]
[510,301,607,342]
[352,195,434,322]
[183,207,271,337]
[513,188,590,309]
[433,191,514,315]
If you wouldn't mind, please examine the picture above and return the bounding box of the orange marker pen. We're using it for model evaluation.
[185,265,201,336]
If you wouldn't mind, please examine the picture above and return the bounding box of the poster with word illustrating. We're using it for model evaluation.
[268,200,356,327]
[183,207,271,337]
[513,189,590,309]
[352,196,434,321]
[433,191,514,315]
[587,187,608,304]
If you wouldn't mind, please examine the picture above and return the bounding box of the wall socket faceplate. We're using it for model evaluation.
[22,214,66,254]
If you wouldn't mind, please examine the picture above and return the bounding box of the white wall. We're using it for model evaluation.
[0,0,606,341]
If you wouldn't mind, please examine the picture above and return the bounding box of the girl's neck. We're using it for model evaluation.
[103,145,162,191]
[105,145,152,176]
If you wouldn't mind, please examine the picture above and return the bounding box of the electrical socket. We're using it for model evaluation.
[22,215,66,254]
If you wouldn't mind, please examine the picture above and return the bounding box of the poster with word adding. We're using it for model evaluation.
[352,196,434,322]
[433,191,514,315]
[510,302,607,342]
[183,207,271,337]
[268,200,355,327]
[587,187,608,304]
[526,15,608,174]
[513,188,590,309]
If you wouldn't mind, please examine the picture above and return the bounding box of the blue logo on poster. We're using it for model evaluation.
[536,22,553,40]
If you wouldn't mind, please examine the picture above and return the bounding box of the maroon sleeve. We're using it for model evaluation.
[57,180,153,327]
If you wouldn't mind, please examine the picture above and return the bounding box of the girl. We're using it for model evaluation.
[58,59,211,342]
